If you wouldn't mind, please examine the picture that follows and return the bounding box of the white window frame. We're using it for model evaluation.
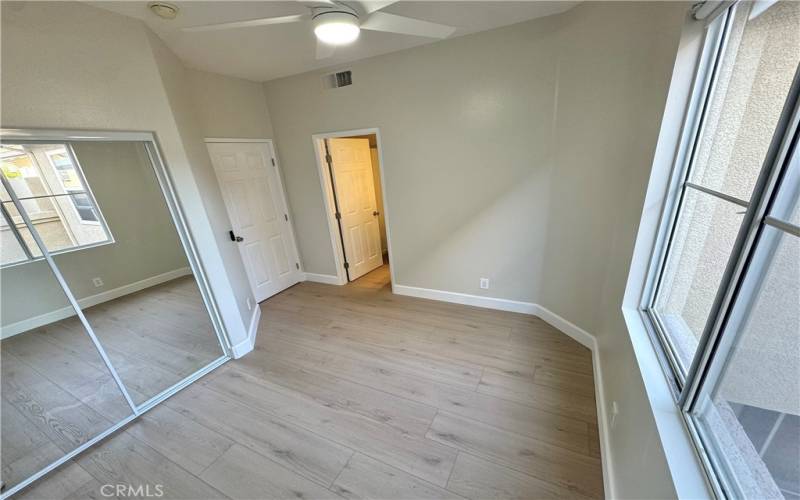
[623,2,800,498]
[0,142,114,268]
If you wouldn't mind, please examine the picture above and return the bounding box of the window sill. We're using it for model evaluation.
[622,306,715,499]
[0,238,114,270]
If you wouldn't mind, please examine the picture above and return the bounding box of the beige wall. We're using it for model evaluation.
[264,3,686,496]
[265,16,561,301]
[541,3,687,499]
[186,68,274,140]
[0,1,255,346]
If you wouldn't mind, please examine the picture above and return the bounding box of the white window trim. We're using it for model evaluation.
[621,9,718,499]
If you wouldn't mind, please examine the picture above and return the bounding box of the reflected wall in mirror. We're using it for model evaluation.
[0,138,228,494]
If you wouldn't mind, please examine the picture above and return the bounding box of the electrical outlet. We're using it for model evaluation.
[480,278,490,289]
[92,277,104,288]
[610,401,619,430]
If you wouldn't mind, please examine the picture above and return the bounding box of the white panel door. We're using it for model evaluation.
[328,138,383,281]
[207,142,301,302]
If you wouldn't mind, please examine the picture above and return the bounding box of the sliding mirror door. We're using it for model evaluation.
[0,233,136,492]
[0,135,229,496]
[52,141,226,404]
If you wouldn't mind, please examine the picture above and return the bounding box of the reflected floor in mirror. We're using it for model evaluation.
[0,275,222,491]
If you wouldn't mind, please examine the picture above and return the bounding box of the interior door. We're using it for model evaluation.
[328,138,383,281]
[207,142,301,302]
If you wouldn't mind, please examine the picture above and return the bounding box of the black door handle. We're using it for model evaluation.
[229,230,244,242]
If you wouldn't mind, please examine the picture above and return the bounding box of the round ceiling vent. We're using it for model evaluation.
[148,2,179,20]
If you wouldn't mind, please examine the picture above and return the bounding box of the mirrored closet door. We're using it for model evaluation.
[0,132,230,497]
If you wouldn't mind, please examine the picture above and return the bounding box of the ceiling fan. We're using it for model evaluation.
[181,1,458,60]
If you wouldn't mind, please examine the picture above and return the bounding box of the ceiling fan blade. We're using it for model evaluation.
[316,39,336,60]
[360,12,456,39]
[356,1,399,15]
[182,14,308,32]
[296,0,337,6]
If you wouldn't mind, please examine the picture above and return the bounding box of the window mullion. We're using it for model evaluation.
[684,181,749,208]
[764,215,800,237]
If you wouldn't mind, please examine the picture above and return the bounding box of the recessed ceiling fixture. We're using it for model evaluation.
[148,2,179,20]
[313,11,360,46]
[182,1,457,61]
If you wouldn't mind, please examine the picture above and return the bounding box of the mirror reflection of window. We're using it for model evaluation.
[0,144,112,266]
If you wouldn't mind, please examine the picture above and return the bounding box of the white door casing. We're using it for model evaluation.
[207,141,301,302]
[327,138,383,281]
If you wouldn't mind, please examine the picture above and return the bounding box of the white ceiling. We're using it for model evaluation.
[90,1,578,82]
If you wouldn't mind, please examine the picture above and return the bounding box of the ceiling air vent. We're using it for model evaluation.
[324,70,353,89]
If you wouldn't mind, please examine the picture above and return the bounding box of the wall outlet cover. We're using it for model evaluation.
[92,277,104,288]
[480,278,490,289]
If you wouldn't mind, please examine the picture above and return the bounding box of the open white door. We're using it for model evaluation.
[327,138,383,281]
[207,141,302,302]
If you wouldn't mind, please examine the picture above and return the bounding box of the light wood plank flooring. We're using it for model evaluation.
[11,265,603,499]
[1,276,223,492]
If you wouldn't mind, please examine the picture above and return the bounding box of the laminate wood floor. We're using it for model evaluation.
[10,265,603,499]
[1,276,224,493]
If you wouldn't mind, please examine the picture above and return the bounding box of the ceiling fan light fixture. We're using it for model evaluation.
[313,11,360,45]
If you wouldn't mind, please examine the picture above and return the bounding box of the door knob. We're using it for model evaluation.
[373,211,380,216]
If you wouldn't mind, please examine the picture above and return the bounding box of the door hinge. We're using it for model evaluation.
[335,212,341,220]
[343,262,350,270]
[271,158,276,166]
[284,213,288,221]
[295,262,300,270]
[325,154,333,164]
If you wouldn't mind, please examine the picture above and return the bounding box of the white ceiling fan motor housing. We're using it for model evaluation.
[313,8,360,45]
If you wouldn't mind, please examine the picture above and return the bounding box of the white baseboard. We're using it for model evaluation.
[231,305,260,358]
[391,283,614,498]
[393,284,538,315]
[303,272,344,285]
[591,339,615,499]
[1,267,192,339]
[531,304,595,350]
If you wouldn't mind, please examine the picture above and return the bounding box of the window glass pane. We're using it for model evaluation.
[2,195,107,255]
[688,2,800,201]
[70,193,99,222]
[653,188,745,372]
[693,227,799,499]
[0,143,112,267]
[45,147,87,192]
[0,213,30,266]
[1,147,51,200]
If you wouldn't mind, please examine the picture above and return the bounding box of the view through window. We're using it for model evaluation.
[0,144,112,267]
[645,2,799,498]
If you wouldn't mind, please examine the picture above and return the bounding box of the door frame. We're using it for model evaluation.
[311,127,396,288]
[204,137,305,297]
